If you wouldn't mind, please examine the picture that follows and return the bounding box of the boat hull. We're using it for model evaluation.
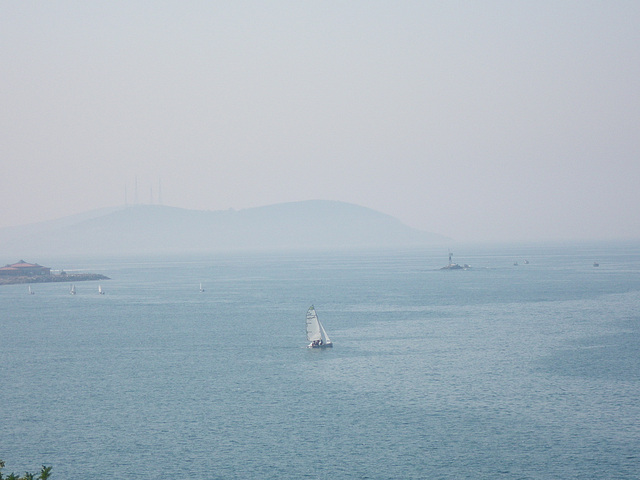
[308,343,333,348]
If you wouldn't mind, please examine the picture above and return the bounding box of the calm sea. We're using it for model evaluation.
[1,243,639,479]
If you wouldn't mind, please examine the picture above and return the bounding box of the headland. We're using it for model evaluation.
[0,260,109,286]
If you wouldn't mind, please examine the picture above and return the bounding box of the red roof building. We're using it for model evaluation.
[0,260,51,276]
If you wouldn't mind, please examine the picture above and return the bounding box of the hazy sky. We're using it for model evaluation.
[2,1,639,242]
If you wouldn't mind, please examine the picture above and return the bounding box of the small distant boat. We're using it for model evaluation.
[70,285,76,295]
[28,285,34,295]
[514,261,518,266]
[524,260,529,264]
[199,283,205,293]
[98,285,104,295]
[593,262,599,267]
[306,305,333,348]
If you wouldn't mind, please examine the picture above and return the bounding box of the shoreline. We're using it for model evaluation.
[0,273,109,286]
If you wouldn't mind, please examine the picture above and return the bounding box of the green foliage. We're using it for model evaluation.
[0,461,52,480]
[39,467,52,480]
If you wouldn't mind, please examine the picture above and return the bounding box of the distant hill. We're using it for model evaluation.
[0,200,449,257]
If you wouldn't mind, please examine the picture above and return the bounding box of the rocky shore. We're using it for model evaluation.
[0,273,110,286]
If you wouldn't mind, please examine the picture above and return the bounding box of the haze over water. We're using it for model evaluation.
[2,2,640,242]
[1,243,639,479]
[2,2,639,478]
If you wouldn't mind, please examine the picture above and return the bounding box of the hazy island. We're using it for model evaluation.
[0,260,109,286]
[0,201,450,257]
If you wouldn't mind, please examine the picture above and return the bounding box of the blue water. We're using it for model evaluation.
[1,243,639,479]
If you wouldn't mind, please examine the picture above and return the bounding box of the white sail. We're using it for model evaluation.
[28,285,34,295]
[306,306,322,342]
[70,285,76,295]
[306,305,333,347]
[98,285,104,294]
[319,322,332,345]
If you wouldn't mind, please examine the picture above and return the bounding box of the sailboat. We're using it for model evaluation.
[70,285,76,295]
[306,305,333,348]
[199,283,205,293]
[28,285,34,295]
[98,285,104,295]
